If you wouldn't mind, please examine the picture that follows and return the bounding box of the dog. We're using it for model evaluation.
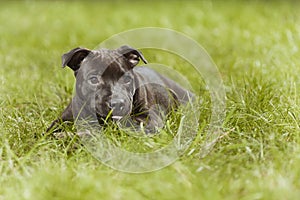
[47,45,193,134]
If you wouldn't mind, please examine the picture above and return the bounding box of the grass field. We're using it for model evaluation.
[1,1,300,199]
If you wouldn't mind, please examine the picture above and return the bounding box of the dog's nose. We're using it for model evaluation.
[110,99,125,112]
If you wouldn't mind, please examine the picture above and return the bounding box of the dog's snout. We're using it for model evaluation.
[110,99,125,111]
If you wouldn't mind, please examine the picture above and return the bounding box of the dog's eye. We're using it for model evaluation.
[123,76,132,84]
[88,76,100,85]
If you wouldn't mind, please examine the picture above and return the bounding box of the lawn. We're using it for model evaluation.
[1,0,300,199]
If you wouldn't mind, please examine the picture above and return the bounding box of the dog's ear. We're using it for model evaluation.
[62,47,91,71]
[118,45,148,67]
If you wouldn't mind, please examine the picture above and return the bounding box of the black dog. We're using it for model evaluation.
[47,45,193,134]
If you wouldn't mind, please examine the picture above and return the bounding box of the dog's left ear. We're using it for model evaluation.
[62,47,91,71]
[118,45,148,67]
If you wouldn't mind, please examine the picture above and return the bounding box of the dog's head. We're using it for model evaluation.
[62,45,148,121]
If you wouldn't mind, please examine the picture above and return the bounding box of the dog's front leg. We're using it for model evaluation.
[46,101,74,133]
[130,105,166,134]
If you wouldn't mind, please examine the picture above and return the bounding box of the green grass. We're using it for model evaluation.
[1,0,300,199]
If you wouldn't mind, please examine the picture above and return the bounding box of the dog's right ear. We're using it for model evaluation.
[62,47,91,71]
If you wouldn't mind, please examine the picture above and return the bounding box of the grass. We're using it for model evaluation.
[1,0,300,199]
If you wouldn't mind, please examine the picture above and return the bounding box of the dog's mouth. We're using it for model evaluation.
[111,115,123,120]
[96,113,125,124]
